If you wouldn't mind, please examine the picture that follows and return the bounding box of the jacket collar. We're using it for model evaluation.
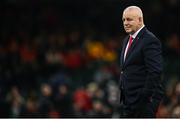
[131,25,145,39]
[121,27,147,68]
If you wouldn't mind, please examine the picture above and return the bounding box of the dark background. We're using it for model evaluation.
[0,0,180,118]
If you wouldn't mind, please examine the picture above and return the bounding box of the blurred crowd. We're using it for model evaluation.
[0,0,180,118]
[0,26,121,118]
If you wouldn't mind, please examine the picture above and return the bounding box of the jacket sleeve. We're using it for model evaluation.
[142,35,164,100]
[134,35,165,114]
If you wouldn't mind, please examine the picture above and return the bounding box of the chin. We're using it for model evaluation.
[125,30,131,34]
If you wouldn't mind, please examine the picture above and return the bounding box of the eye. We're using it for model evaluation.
[127,18,133,21]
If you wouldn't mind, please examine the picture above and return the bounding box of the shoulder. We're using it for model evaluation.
[143,28,161,44]
[141,29,162,51]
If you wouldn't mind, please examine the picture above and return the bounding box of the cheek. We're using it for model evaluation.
[132,22,138,28]
[129,22,136,27]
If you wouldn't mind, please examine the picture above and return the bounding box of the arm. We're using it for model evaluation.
[135,35,164,114]
[142,35,164,111]
[143,36,164,99]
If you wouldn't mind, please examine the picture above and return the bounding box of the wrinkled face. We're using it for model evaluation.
[122,10,142,34]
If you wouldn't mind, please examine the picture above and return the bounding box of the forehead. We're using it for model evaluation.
[122,9,140,19]
[122,13,138,20]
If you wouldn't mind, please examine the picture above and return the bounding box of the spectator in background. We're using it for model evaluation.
[53,84,73,118]
[73,87,92,117]
[38,83,55,118]
[171,105,180,118]
[6,86,25,118]
[19,97,40,117]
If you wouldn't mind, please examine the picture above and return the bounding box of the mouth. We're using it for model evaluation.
[124,27,132,33]
[125,27,131,30]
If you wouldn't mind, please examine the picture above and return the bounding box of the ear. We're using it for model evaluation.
[139,17,142,22]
